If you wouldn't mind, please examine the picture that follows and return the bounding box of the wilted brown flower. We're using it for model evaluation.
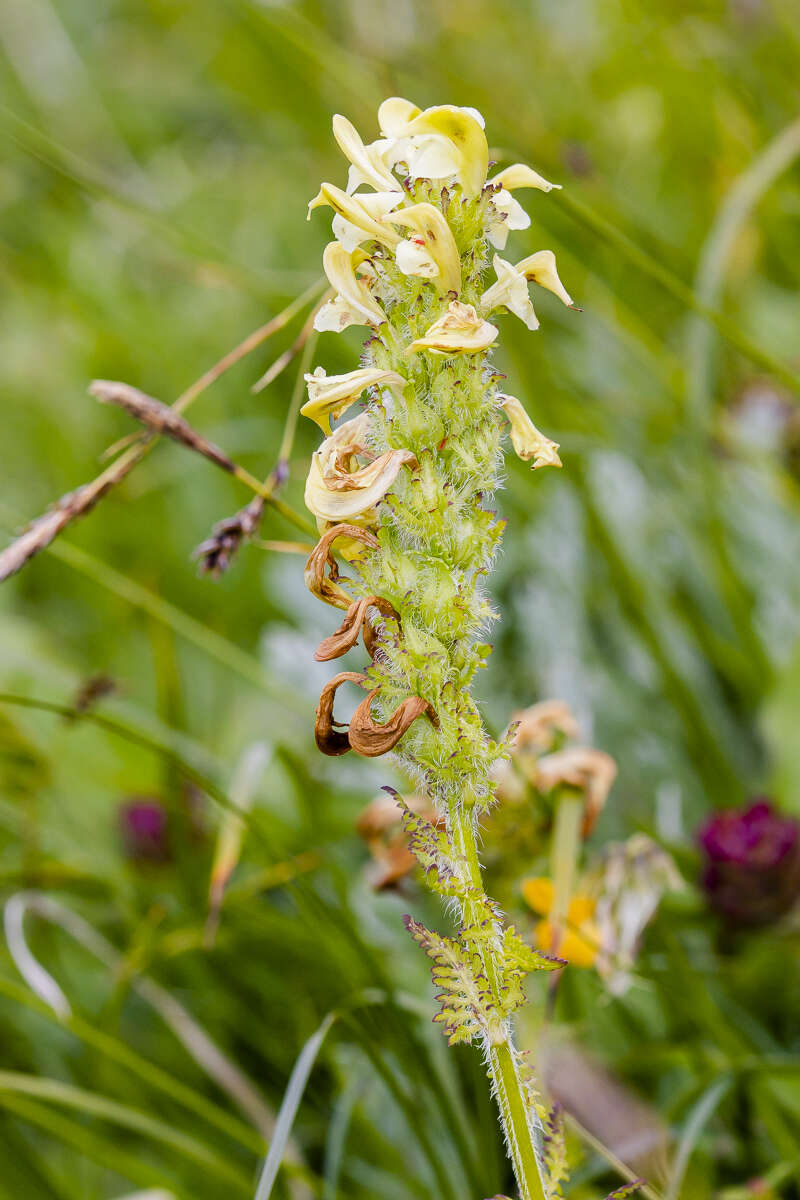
[512,700,579,753]
[314,594,399,661]
[304,524,379,609]
[535,746,617,836]
[348,689,438,758]
[314,671,367,756]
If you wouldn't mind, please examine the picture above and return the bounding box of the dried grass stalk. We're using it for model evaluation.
[90,380,236,473]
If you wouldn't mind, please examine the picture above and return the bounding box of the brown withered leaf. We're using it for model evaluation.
[304,523,378,609]
[314,671,366,756]
[193,496,265,577]
[314,595,399,662]
[348,689,439,758]
[90,380,236,474]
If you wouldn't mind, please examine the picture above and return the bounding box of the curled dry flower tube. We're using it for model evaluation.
[295,97,627,1200]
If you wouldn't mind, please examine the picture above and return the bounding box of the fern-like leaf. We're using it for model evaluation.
[543,1102,569,1199]
[403,915,504,1045]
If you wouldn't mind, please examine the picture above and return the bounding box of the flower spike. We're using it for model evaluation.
[301,98,581,1200]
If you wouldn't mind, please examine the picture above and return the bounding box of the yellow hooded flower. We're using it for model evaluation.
[308,183,401,251]
[483,166,558,251]
[301,366,406,434]
[498,394,562,470]
[521,876,599,968]
[315,242,387,332]
[389,203,461,294]
[481,251,574,330]
[406,300,498,356]
[304,414,417,523]
[377,97,489,197]
[332,114,403,194]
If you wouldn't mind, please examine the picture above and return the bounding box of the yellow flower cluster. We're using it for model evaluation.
[301,98,574,530]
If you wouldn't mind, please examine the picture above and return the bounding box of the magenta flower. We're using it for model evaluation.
[119,797,171,864]
[697,799,800,926]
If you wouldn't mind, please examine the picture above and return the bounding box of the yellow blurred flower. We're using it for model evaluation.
[521,876,600,968]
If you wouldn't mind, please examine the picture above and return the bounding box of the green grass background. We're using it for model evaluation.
[1,1,800,1196]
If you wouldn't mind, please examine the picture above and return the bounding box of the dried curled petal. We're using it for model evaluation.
[535,747,618,836]
[314,671,367,756]
[304,524,379,609]
[511,699,579,753]
[314,594,399,661]
[348,689,439,758]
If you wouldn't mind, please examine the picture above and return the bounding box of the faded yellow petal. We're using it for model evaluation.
[305,415,417,522]
[406,300,498,356]
[320,242,387,329]
[306,449,417,522]
[390,203,461,294]
[404,105,489,197]
[301,367,406,433]
[498,394,562,469]
[332,114,402,194]
[489,163,560,193]
[514,250,574,308]
[308,183,400,248]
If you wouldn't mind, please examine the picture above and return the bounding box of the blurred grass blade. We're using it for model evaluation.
[255,1012,338,1200]
[0,1071,254,1191]
[206,741,271,945]
[3,891,279,1141]
[0,976,266,1155]
[553,188,800,401]
[665,1076,732,1200]
[687,116,800,425]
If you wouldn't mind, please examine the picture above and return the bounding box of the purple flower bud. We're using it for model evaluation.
[697,799,800,926]
[119,797,171,864]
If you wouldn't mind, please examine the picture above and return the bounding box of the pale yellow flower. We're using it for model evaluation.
[301,366,406,434]
[304,414,417,523]
[332,114,402,194]
[498,394,562,469]
[481,255,540,330]
[481,251,574,330]
[406,300,498,356]
[514,250,574,308]
[308,183,401,251]
[389,203,461,293]
[315,242,387,332]
[377,97,489,197]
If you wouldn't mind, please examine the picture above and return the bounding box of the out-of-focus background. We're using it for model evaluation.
[1,2,799,1197]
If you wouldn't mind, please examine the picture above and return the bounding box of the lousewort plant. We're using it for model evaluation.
[299,98,624,1200]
